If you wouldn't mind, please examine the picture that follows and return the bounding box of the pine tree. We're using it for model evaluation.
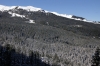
[29,50,34,66]
[4,44,12,66]
[91,47,100,66]
[0,46,3,66]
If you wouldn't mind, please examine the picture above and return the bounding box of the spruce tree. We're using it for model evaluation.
[29,50,34,66]
[91,47,100,66]
[4,44,12,66]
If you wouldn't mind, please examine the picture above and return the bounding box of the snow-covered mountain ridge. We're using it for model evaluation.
[0,5,100,24]
[0,5,42,11]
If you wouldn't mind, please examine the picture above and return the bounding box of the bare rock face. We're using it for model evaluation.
[72,15,85,20]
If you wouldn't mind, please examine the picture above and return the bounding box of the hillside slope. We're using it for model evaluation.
[0,5,100,66]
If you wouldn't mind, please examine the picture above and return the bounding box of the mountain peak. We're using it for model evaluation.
[17,6,42,11]
[0,4,96,23]
[0,5,42,12]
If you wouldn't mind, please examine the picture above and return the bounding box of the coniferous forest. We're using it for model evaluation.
[0,44,51,66]
[0,8,100,66]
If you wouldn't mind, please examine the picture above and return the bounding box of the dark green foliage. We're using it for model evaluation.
[91,47,100,66]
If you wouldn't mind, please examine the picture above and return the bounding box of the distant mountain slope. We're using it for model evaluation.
[0,5,100,49]
[0,5,100,38]
[0,5,95,22]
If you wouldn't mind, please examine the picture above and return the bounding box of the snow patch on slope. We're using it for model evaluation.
[51,12,72,18]
[8,11,35,24]
[8,12,25,18]
[29,20,35,23]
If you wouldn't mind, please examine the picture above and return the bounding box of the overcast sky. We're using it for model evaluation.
[0,0,100,21]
